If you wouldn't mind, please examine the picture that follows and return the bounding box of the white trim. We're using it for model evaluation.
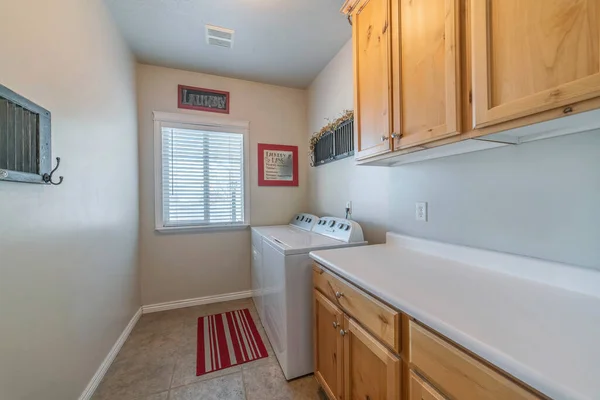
[142,290,254,314]
[155,224,250,234]
[78,308,142,400]
[153,111,251,232]
[153,111,249,129]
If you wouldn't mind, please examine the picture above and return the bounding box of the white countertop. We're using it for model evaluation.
[310,233,600,400]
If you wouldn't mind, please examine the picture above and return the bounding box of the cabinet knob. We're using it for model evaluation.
[332,321,339,329]
[391,132,402,139]
[340,329,347,337]
[563,106,573,114]
[335,291,344,299]
[381,135,389,142]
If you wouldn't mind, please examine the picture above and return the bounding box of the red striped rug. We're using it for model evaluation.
[196,308,268,376]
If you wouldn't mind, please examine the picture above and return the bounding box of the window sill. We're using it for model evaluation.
[155,224,250,234]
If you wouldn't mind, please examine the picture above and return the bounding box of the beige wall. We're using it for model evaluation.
[137,64,308,305]
[308,40,600,269]
[0,1,140,400]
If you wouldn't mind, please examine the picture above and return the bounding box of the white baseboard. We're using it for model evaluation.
[78,308,142,400]
[78,291,254,399]
[142,290,254,314]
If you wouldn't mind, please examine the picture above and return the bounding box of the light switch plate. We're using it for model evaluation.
[416,202,428,222]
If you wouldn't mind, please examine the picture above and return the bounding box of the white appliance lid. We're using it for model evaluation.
[265,230,363,255]
[251,225,308,237]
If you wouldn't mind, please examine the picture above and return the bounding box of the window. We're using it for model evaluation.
[154,112,249,231]
[0,84,52,184]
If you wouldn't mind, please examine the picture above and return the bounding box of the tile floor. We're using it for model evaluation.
[92,298,321,400]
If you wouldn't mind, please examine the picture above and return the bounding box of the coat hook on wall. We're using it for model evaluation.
[42,157,64,186]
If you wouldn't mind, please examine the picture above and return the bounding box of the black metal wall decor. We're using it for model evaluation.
[0,84,63,185]
[312,119,354,166]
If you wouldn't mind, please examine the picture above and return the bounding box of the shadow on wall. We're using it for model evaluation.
[387,130,600,270]
[354,219,388,245]
[308,158,391,245]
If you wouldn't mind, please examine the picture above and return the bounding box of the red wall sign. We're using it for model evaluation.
[258,144,299,187]
[178,84,230,114]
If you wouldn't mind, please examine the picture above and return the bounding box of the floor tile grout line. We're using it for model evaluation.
[168,356,178,390]
[168,367,241,391]
[241,365,250,400]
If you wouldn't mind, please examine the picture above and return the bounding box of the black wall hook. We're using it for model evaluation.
[42,157,64,186]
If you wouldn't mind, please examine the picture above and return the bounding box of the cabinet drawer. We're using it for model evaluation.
[313,264,400,353]
[409,322,540,400]
[409,370,447,400]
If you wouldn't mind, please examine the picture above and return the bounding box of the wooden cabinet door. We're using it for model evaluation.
[343,316,401,400]
[352,0,394,160]
[394,0,461,150]
[471,0,600,129]
[314,290,344,400]
[409,371,447,400]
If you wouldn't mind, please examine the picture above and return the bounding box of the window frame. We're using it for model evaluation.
[153,111,250,233]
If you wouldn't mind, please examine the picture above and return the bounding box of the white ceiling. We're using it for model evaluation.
[104,0,351,88]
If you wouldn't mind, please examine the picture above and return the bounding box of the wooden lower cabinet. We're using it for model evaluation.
[343,317,401,400]
[314,290,344,400]
[313,266,401,352]
[314,287,401,400]
[409,322,540,400]
[409,370,447,400]
[313,264,543,400]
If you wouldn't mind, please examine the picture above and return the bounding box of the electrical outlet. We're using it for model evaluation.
[416,202,428,222]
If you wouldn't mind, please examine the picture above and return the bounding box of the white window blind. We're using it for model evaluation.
[161,126,245,228]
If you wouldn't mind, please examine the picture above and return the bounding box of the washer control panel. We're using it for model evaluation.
[289,213,319,231]
[312,216,365,243]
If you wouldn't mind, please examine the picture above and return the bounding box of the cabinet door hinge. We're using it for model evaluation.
[468,90,473,104]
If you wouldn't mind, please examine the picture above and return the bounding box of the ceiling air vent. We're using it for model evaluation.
[206,25,234,49]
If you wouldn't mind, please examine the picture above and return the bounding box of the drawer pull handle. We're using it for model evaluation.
[335,291,344,299]
[332,321,339,329]
[340,329,347,336]
[563,106,573,114]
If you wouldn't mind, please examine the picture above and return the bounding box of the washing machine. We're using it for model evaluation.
[251,213,319,324]
[259,216,367,380]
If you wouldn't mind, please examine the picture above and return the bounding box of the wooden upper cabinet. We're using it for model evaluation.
[343,316,401,400]
[352,0,394,160]
[394,0,461,150]
[471,0,600,129]
[314,290,344,400]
